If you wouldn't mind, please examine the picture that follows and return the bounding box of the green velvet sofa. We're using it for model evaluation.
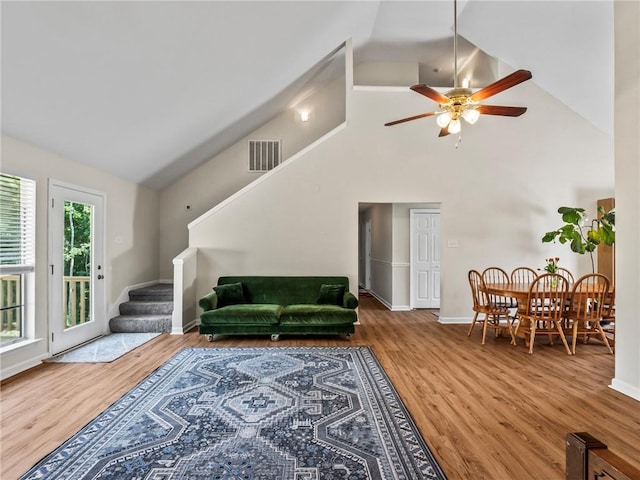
[198,276,358,341]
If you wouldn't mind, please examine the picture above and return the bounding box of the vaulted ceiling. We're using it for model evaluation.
[1,1,613,189]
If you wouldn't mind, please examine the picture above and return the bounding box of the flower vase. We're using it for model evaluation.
[550,275,558,289]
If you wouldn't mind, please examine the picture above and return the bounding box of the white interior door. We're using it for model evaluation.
[410,209,441,309]
[49,180,106,355]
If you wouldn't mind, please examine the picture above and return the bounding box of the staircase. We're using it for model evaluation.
[109,283,173,333]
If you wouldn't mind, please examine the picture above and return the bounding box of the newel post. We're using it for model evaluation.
[566,432,607,480]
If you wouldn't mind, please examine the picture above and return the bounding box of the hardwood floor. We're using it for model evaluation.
[2,296,639,479]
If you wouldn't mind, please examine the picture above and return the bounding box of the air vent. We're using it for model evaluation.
[248,140,281,172]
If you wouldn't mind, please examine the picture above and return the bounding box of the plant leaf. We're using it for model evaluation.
[600,225,616,245]
[559,224,576,236]
[570,237,586,254]
[587,229,601,244]
[558,207,586,226]
[602,210,615,227]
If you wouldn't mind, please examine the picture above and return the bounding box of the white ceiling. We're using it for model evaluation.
[1,1,613,189]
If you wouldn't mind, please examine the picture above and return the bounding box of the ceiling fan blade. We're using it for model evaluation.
[384,111,437,126]
[410,84,451,105]
[477,105,528,117]
[469,70,532,102]
[438,127,451,137]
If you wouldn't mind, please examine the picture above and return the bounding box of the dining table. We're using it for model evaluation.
[483,282,534,314]
[484,281,612,311]
[483,281,612,343]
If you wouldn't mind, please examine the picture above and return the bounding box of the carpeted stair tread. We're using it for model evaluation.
[119,300,173,315]
[109,283,174,333]
[128,284,174,301]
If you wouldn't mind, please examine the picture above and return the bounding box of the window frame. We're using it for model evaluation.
[0,173,36,350]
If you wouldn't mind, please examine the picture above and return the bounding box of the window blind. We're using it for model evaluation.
[0,173,36,267]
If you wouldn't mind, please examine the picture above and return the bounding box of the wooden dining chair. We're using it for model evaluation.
[514,273,572,354]
[467,270,515,345]
[509,267,537,329]
[565,273,613,354]
[482,267,517,309]
[601,288,616,351]
[510,267,538,284]
[557,267,575,284]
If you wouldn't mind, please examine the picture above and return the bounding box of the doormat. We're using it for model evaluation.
[47,332,161,363]
[23,346,447,479]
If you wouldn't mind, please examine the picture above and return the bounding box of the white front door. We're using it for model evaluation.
[410,209,441,309]
[49,180,106,355]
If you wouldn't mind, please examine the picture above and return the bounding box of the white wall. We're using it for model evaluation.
[354,62,418,87]
[0,135,160,378]
[158,74,346,278]
[188,73,614,322]
[611,0,640,400]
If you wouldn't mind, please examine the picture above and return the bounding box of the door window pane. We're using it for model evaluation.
[63,201,93,328]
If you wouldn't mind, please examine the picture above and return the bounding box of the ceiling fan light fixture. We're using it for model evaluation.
[383,0,532,137]
[448,118,462,134]
[462,108,480,124]
[436,111,452,128]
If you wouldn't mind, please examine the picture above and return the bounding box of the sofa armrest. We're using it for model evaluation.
[199,291,218,312]
[343,291,359,309]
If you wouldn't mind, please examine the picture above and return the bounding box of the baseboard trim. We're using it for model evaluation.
[609,378,640,401]
[391,305,411,312]
[438,317,473,325]
[368,290,392,310]
[171,318,198,335]
[1,352,49,381]
[366,291,411,311]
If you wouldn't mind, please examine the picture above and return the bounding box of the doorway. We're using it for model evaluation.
[48,180,106,355]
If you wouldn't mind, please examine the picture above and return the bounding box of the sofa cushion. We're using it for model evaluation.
[213,282,246,308]
[279,305,356,325]
[200,304,281,325]
[316,284,346,306]
[217,276,351,306]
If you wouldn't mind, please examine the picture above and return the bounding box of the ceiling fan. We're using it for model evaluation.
[384,0,532,137]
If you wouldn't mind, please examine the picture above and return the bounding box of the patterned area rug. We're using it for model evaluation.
[21,346,447,479]
[47,333,161,363]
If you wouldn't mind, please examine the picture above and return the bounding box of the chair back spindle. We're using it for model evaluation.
[557,267,575,284]
[482,267,516,309]
[510,267,538,285]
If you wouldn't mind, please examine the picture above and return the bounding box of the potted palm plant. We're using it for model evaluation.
[542,206,615,273]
